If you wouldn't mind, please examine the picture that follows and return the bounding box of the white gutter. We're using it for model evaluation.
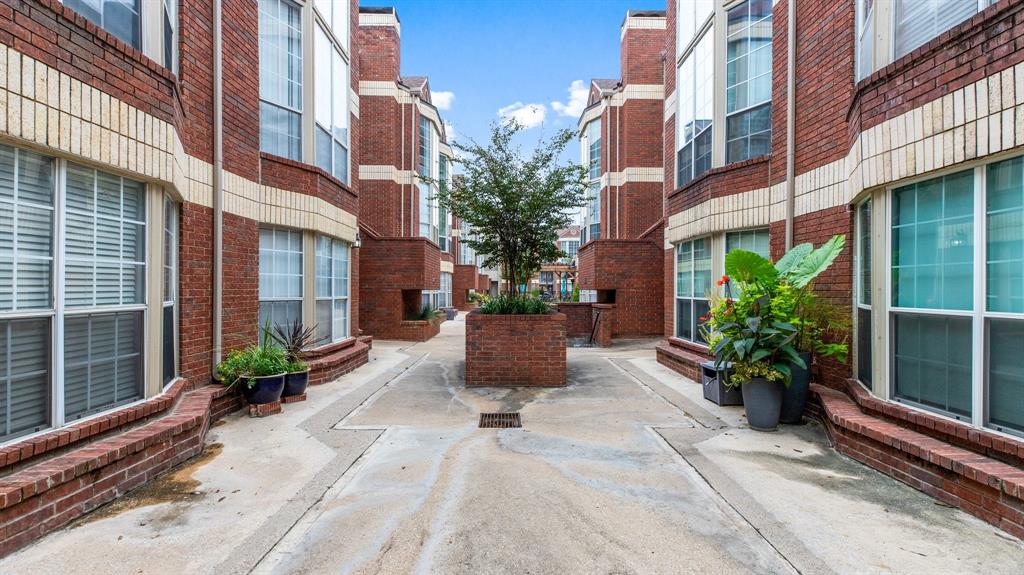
[785,0,796,250]
[212,0,224,367]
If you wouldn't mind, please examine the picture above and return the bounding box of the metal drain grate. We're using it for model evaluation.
[478,412,522,429]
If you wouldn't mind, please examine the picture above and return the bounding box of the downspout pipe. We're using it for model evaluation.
[212,0,224,368]
[785,0,796,250]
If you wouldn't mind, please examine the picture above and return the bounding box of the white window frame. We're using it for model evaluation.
[313,10,351,184]
[676,25,714,188]
[314,234,351,344]
[259,0,304,160]
[882,157,1024,438]
[674,237,712,345]
[891,0,989,62]
[724,0,773,164]
[0,146,164,444]
[258,226,304,332]
[854,197,873,386]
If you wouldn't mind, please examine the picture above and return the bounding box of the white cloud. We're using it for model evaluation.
[432,90,455,111]
[497,102,547,129]
[551,80,589,117]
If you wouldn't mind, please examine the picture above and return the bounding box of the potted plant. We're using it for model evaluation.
[704,268,804,431]
[215,325,288,405]
[704,235,849,429]
[770,235,849,423]
[272,320,323,398]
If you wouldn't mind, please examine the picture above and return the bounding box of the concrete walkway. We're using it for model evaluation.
[2,316,1022,574]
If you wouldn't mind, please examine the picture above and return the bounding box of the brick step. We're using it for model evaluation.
[655,340,709,382]
[307,338,371,386]
[811,384,1024,539]
[0,385,227,556]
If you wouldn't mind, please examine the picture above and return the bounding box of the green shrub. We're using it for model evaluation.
[409,305,441,321]
[216,344,288,389]
[478,294,551,315]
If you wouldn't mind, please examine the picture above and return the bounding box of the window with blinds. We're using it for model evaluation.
[315,235,350,344]
[259,226,303,333]
[163,197,178,385]
[0,142,158,443]
[259,0,303,160]
[894,0,981,60]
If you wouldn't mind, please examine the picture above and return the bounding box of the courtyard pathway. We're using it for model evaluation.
[2,315,1022,574]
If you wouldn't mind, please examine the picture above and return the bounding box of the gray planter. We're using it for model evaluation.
[779,352,813,424]
[741,377,783,431]
[701,361,742,406]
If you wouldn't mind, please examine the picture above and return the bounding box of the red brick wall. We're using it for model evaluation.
[666,157,770,215]
[260,153,359,215]
[465,312,566,387]
[620,21,665,86]
[556,303,594,339]
[220,0,260,181]
[220,212,259,354]
[179,202,213,388]
[453,264,478,311]
[577,239,664,337]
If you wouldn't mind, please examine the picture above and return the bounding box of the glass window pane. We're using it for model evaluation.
[893,312,972,418]
[0,318,50,441]
[988,318,1024,434]
[259,0,303,159]
[987,156,1024,313]
[64,311,143,420]
[65,0,141,48]
[891,171,973,310]
[894,0,978,59]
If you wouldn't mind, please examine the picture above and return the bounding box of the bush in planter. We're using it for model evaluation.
[215,332,289,405]
[478,294,551,315]
[409,305,442,322]
[271,320,323,397]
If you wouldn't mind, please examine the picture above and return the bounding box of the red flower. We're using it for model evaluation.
[721,275,730,284]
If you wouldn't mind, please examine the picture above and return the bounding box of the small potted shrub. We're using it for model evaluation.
[215,326,288,405]
[272,320,323,398]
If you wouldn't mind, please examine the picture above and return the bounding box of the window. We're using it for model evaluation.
[315,235,350,344]
[855,199,872,386]
[676,0,713,55]
[855,0,875,81]
[583,120,602,243]
[418,118,439,242]
[676,29,714,187]
[984,157,1024,434]
[725,0,773,164]
[163,0,178,72]
[675,238,712,343]
[725,228,770,258]
[314,24,350,183]
[314,0,349,52]
[891,170,975,419]
[459,220,477,265]
[258,227,303,332]
[561,239,579,263]
[163,197,178,385]
[65,0,141,48]
[894,0,983,60]
[0,143,160,441]
[259,0,303,160]
[422,273,452,310]
[438,157,450,252]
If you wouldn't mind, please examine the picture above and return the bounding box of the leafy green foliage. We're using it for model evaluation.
[705,234,849,384]
[774,243,812,276]
[431,121,588,295]
[271,319,322,367]
[725,250,778,285]
[410,306,441,321]
[782,234,846,288]
[215,344,288,389]
[478,294,552,315]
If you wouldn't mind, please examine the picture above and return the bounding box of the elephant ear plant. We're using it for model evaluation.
[702,234,847,430]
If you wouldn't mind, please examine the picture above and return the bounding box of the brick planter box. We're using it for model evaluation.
[465,310,566,387]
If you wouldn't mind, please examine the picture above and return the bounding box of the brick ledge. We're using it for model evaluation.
[811,384,1024,539]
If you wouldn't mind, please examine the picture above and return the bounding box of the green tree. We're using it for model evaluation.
[434,121,588,296]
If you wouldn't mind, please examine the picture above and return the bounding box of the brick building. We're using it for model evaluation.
[576,10,666,339]
[656,0,1024,537]
[0,0,374,553]
[356,6,467,340]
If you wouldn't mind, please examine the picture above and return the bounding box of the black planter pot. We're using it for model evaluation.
[741,377,783,431]
[283,369,310,397]
[780,352,813,424]
[241,373,286,405]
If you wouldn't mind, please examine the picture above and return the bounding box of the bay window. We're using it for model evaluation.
[258,226,303,332]
[882,157,1024,436]
[675,238,712,343]
[314,0,349,52]
[676,29,714,187]
[438,157,450,252]
[259,0,303,160]
[163,197,178,385]
[855,0,875,81]
[418,117,439,243]
[163,0,177,72]
[315,235,350,344]
[725,0,773,164]
[676,0,713,56]
[314,20,350,183]
[0,143,174,442]
[725,228,770,258]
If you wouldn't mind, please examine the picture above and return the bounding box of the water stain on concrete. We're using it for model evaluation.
[73,442,224,527]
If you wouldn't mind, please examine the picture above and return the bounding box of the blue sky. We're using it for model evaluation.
[360,0,661,158]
